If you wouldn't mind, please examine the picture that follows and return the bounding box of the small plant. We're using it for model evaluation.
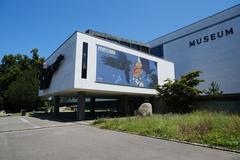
[92,118,107,125]
[204,81,223,96]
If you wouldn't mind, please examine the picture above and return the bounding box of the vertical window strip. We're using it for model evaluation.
[81,42,88,79]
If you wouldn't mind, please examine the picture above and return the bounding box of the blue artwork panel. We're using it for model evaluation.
[96,45,158,88]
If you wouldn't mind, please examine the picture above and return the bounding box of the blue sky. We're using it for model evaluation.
[0,0,239,59]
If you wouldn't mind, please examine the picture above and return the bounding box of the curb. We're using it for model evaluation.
[153,136,240,154]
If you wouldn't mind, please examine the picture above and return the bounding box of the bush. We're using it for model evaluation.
[156,71,204,113]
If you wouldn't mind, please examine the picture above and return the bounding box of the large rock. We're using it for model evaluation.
[137,102,152,116]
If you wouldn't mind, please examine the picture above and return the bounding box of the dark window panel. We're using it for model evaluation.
[141,46,150,53]
[96,35,106,39]
[131,44,140,51]
[107,38,119,43]
[120,41,131,47]
[150,45,164,58]
[81,42,88,79]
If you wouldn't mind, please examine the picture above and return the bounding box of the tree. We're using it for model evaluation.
[31,48,39,61]
[0,49,46,112]
[156,71,204,113]
[204,81,223,96]
[0,54,30,92]
[31,48,44,67]
[4,69,39,112]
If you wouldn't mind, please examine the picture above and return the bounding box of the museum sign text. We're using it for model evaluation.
[189,27,234,47]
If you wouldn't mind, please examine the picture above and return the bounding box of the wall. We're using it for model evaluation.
[149,5,240,94]
[39,33,77,96]
[192,95,240,113]
[39,32,174,97]
[164,17,240,94]
[149,5,240,46]
[74,32,175,96]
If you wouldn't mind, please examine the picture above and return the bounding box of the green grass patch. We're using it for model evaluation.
[93,111,240,150]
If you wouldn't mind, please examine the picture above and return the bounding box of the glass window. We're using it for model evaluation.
[131,44,140,51]
[81,42,88,79]
[150,45,164,58]
[120,41,131,47]
[141,46,150,53]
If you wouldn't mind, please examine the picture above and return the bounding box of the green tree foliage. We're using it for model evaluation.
[204,81,223,96]
[156,71,204,113]
[0,54,31,93]
[0,48,46,112]
[4,69,39,112]
[31,48,44,67]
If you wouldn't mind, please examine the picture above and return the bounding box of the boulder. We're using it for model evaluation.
[137,102,152,116]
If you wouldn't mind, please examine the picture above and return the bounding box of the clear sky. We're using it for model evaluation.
[0,0,239,59]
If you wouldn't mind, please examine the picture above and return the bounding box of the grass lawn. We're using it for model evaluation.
[93,111,240,151]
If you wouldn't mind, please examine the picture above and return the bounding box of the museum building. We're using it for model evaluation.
[39,4,240,120]
[39,30,174,120]
[148,4,240,94]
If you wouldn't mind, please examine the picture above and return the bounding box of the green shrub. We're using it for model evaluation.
[156,71,204,113]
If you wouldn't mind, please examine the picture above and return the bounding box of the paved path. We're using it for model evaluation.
[0,116,239,160]
[0,116,75,132]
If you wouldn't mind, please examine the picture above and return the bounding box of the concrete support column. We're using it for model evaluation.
[54,96,60,116]
[90,97,95,118]
[120,95,129,116]
[151,96,158,114]
[76,92,86,121]
[116,99,121,116]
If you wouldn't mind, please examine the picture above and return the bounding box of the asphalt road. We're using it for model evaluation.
[0,116,239,160]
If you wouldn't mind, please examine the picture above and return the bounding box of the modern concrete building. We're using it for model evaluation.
[40,4,240,120]
[39,30,174,120]
[148,4,240,94]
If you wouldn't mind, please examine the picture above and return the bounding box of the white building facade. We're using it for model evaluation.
[39,32,174,97]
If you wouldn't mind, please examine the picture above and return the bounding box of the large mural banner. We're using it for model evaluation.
[96,45,158,88]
